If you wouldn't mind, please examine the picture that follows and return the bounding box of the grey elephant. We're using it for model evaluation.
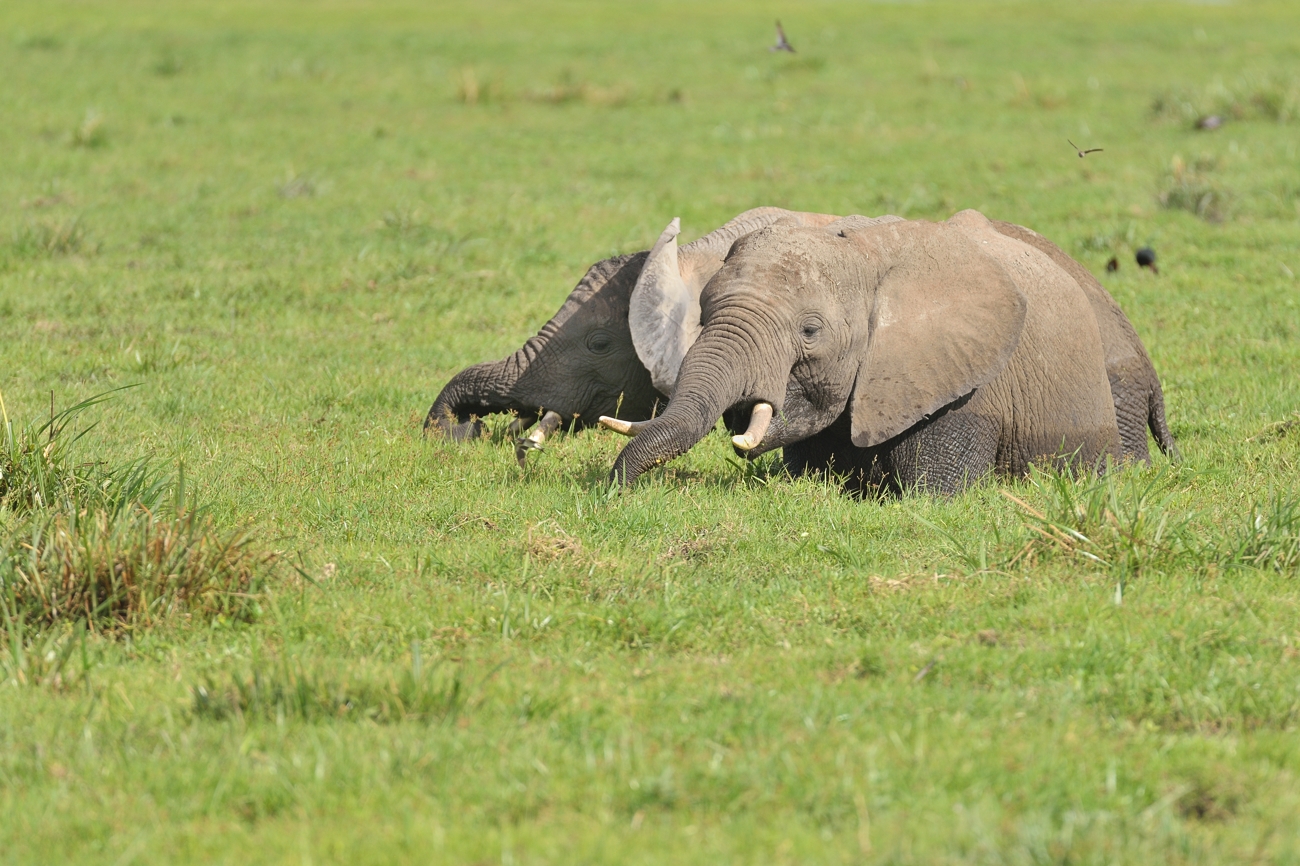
[607,209,1157,493]
[423,208,839,452]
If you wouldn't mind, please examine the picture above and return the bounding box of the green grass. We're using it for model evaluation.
[2,1,1300,862]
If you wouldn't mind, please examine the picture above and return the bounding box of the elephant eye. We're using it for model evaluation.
[586,332,613,354]
[801,323,822,340]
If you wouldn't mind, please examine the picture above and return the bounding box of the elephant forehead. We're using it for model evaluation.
[545,252,645,331]
[718,234,841,291]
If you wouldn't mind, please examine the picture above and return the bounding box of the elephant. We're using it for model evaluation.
[425,205,1174,475]
[423,207,840,452]
[607,209,1147,494]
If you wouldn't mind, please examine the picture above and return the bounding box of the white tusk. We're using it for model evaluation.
[731,402,774,451]
[598,416,653,437]
[515,411,564,467]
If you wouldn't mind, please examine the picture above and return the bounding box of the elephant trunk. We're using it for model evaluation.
[425,351,530,441]
[609,396,727,486]
[609,322,784,485]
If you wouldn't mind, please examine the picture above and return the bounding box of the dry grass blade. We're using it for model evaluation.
[1000,488,1087,552]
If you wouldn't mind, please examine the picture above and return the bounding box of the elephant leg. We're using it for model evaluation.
[781,431,839,478]
[881,403,1001,496]
[1109,365,1153,464]
[781,414,889,497]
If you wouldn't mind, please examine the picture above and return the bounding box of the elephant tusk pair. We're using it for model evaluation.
[515,411,563,468]
[599,401,774,451]
[731,402,773,451]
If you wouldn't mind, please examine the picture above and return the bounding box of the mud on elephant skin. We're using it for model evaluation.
[610,209,1130,494]
[423,207,840,444]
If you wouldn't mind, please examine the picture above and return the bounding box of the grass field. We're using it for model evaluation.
[3,1,1300,862]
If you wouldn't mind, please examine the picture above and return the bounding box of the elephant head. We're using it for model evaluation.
[424,207,840,443]
[609,209,1123,492]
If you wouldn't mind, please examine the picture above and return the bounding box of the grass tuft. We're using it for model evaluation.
[278,172,319,199]
[2,499,273,632]
[1151,72,1300,125]
[1157,154,1231,222]
[152,53,184,77]
[192,647,463,723]
[0,389,123,512]
[2,390,279,633]
[528,81,629,108]
[1006,465,1193,580]
[1220,491,1300,572]
[8,217,89,259]
[69,110,107,148]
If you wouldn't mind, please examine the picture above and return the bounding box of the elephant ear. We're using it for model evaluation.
[630,209,837,394]
[628,218,705,395]
[846,220,1028,448]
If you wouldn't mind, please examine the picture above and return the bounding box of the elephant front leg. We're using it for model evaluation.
[781,415,887,497]
[882,406,1001,496]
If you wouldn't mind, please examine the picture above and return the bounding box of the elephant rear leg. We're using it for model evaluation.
[1110,369,1153,464]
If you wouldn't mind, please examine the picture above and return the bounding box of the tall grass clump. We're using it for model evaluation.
[0,389,114,512]
[1151,72,1300,126]
[69,109,108,148]
[2,495,273,632]
[1,390,278,634]
[941,465,1300,580]
[1006,464,1193,580]
[930,464,1194,579]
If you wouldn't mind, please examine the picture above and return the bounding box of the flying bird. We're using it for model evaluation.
[1068,139,1103,158]
[771,21,795,53]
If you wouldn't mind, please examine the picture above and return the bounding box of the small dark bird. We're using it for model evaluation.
[1068,139,1103,158]
[1106,256,1119,273]
[1196,115,1224,131]
[1136,247,1158,274]
[771,21,795,53]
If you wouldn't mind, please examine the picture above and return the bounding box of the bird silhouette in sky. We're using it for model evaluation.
[1068,139,1103,158]
[771,21,795,53]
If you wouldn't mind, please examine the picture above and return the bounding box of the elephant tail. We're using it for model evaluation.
[1147,380,1180,461]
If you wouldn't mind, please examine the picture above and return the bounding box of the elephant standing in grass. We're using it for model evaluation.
[423,208,839,456]
[607,209,1148,493]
